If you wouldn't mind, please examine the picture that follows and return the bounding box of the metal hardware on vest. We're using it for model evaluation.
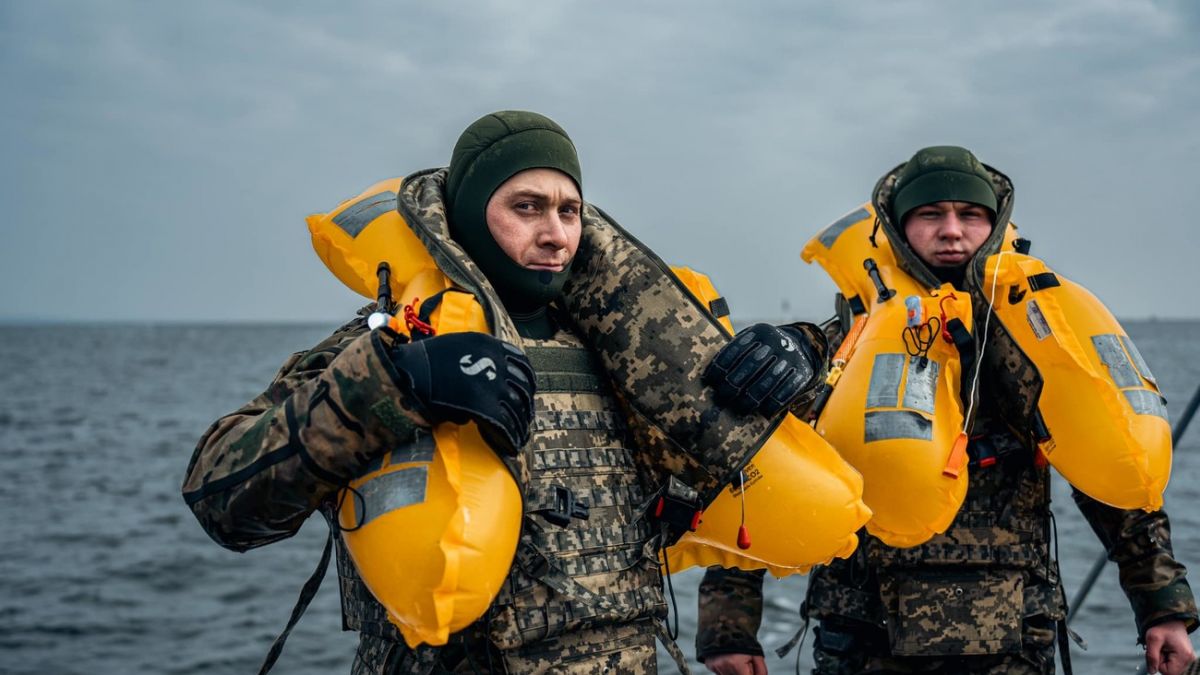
[652,476,703,541]
[532,485,591,528]
[970,434,997,469]
[864,258,896,303]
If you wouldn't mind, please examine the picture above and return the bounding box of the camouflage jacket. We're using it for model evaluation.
[696,315,1198,661]
[183,169,801,671]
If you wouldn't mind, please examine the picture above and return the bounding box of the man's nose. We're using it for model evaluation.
[539,213,570,249]
[940,213,965,239]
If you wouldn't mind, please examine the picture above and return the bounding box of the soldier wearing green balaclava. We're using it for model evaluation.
[445,111,583,318]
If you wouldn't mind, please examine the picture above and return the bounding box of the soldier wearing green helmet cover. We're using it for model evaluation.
[182,111,827,674]
[696,146,1197,675]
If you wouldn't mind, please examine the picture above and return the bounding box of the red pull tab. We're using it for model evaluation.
[938,293,958,343]
[943,432,970,478]
[403,297,436,337]
[690,510,703,531]
[736,525,752,550]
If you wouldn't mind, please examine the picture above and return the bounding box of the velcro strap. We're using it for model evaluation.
[1027,272,1060,292]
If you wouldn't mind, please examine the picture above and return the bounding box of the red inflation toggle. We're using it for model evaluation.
[690,510,703,532]
[737,525,752,550]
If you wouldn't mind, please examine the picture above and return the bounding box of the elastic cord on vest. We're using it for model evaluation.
[963,251,1010,432]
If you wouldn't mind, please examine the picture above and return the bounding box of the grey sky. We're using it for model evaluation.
[2,0,1197,322]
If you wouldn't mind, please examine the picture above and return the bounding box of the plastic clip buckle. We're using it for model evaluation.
[542,485,590,528]
[652,477,703,534]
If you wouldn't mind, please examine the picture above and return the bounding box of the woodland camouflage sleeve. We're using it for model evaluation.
[181,316,425,552]
[1072,488,1199,640]
[696,566,767,661]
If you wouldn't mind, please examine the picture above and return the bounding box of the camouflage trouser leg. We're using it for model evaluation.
[351,628,503,674]
[811,643,1056,675]
[500,620,658,674]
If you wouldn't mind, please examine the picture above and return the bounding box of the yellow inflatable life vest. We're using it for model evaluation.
[802,204,981,547]
[312,179,519,648]
[309,179,871,647]
[982,252,1170,510]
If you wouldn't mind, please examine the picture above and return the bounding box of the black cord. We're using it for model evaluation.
[332,483,367,533]
[660,529,680,641]
[902,317,940,362]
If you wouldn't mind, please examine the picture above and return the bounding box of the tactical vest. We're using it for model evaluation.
[487,327,666,651]
[805,408,1065,658]
[332,324,665,672]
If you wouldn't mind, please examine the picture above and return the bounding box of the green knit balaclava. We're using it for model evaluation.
[890,145,997,224]
[445,111,583,311]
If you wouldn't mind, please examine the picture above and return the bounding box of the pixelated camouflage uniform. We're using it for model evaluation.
[696,162,1197,674]
[183,169,789,673]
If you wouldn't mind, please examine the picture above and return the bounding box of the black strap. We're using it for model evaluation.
[708,297,730,319]
[1028,272,1061,292]
[257,529,334,675]
[1057,618,1075,675]
[945,317,975,377]
[416,288,451,326]
[847,295,867,316]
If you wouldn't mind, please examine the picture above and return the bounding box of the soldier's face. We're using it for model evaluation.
[903,201,993,268]
[485,168,582,272]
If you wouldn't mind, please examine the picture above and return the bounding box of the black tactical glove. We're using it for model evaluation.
[703,323,819,417]
[387,332,536,455]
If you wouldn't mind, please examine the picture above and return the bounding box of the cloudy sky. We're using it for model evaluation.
[2,0,1197,322]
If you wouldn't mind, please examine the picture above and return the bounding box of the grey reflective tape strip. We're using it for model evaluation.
[389,432,435,465]
[1092,334,1141,388]
[331,191,397,238]
[359,433,435,474]
[866,353,906,408]
[901,358,940,415]
[355,465,428,527]
[1125,389,1169,420]
[1120,334,1158,386]
[818,207,871,249]
[864,410,933,442]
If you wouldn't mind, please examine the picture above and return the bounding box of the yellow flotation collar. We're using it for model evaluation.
[982,252,1170,510]
[802,204,980,547]
[309,179,871,647]
[804,204,1169,548]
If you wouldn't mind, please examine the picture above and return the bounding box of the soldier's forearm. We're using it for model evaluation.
[182,328,423,551]
[696,567,767,660]
[1073,488,1199,638]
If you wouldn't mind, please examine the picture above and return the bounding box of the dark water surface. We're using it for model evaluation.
[1,321,1197,674]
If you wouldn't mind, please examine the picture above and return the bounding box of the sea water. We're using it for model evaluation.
[1,321,1197,674]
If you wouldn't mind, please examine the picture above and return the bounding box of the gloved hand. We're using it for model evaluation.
[703,323,819,416]
[387,331,536,455]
